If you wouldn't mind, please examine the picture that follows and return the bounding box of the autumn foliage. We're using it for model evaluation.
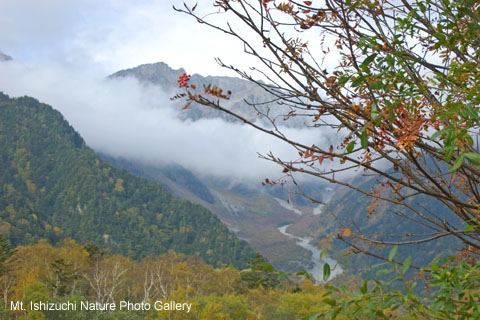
[175,0,480,263]
[0,238,335,319]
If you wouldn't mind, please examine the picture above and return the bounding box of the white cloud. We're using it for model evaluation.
[0,0,360,185]
[0,60,336,183]
[0,0,256,77]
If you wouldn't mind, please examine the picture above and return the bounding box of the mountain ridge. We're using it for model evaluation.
[109,60,299,125]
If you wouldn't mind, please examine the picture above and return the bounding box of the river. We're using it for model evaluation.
[278,224,343,282]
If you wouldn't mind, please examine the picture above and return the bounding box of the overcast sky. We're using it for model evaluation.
[0,0,256,77]
[0,0,348,185]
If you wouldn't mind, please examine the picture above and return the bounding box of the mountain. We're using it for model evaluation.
[110,61,306,126]
[106,62,341,273]
[0,92,255,268]
[100,154,318,271]
[0,50,13,61]
[107,61,464,278]
[286,173,464,278]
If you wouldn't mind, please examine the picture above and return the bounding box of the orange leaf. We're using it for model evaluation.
[341,228,352,237]
[318,154,325,165]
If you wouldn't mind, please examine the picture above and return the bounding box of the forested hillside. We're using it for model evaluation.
[0,238,333,320]
[0,92,255,268]
[311,175,463,278]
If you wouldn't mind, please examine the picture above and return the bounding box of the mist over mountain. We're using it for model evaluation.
[1,57,417,276]
[110,61,286,124]
[0,59,335,272]
[0,60,335,185]
[0,54,463,279]
[106,62,341,272]
[107,61,467,278]
[0,92,255,267]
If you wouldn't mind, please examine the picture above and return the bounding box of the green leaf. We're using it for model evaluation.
[464,225,476,232]
[325,307,341,320]
[402,257,412,275]
[433,33,446,43]
[323,298,337,306]
[464,152,480,164]
[377,268,393,275]
[467,88,476,100]
[306,313,323,320]
[388,109,394,124]
[324,285,339,292]
[346,141,355,153]
[386,55,395,67]
[337,76,351,86]
[445,129,454,145]
[466,105,479,120]
[444,146,454,162]
[372,262,387,269]
[360,131,368,149]
[465,135,474,147]
[323,263,331,282]
[418,2,426,12]
[361,53,377,67]
[351,76,365,88]
[388,245,398,262]
[369,81,383,90]
[431,129,448,141]
[449,153,465,171]
[296,270,309,277]
[256,262,274,272]
[360,279,368,294]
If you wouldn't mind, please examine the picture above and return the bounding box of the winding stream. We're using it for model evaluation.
[278,224,343,282]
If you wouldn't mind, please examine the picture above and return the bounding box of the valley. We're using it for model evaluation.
[0,1,477,317]
[0,57,464,281]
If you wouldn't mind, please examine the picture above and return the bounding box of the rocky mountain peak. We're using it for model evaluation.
[0,50,13,61]
[109,61,185,91]
[108,61,293,124]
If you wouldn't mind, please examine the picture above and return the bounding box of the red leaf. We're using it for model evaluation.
[328,145,334,161]
[318,155,325,165]
[449,174,463,186]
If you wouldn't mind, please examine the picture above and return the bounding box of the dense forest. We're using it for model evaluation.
[0,92,255,268]
[0,238,335,320]
[1,237,478,319]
